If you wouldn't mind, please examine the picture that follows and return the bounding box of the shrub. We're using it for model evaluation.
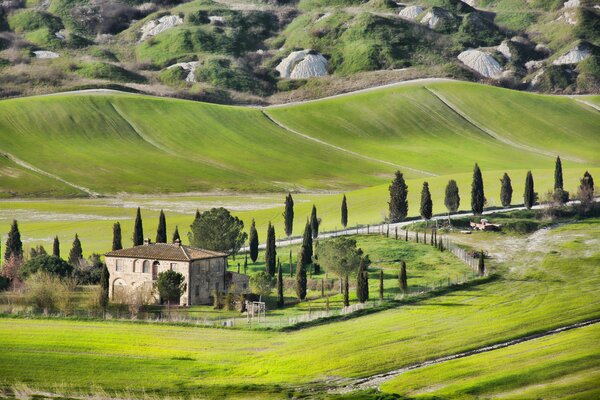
[23,272,77,315]
[535,65,575,92]
[89,47,118,61]
[159,65,188,86]
[455,12,504,48]
[574,7,600,43]
[576,55,600,92]
[8,10,63,33]
[24,28,63,49]
[194,58,263,93]
[20,255,73,279]
[75,62,146,83]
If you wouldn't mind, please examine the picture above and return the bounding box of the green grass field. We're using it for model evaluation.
[1,219,599,398]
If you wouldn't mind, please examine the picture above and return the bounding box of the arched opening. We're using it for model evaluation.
[143,260,150,274]
[112,278,127,300]
[152,261,160,280]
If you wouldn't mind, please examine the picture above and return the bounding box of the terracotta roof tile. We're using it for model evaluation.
[105,243,227,262]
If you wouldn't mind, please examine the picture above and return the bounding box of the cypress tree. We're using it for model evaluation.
[243,253,248,274]
[133,207,144,246]
[100,263,110,315]
[296,250,307,300]
[356,254,370,303]
[379,269,384,301]
[343,276,350,307]
[112,222,122,251]
[68,234,83,267]
[4,220,23,263]
[301,220,313,267]
[554,156,563,191]
[156,209,167,243]
[194,209,201,223]
[389,171,409,223]
[289,249,293,277]
[277,259,284,307]
[341,194,348,228]
[172,226,181,243]
[264,222,276,276]
[52,236,60,258]
[405,229,408,241]
[478,251,485,276]
[399,261,408,294]
[500,173,513,208]
[471,163,485,215]
[249,219,259,263]
[420,182,433,221]
[582,171,594,192]
[444,179,460,221]
[283,193,294,238]
[524,171,536,209]
[310,205,319,239]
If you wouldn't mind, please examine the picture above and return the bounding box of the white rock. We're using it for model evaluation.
[420,7,455,30]
[497,41,511,60]
[55,30,66,40]
[555,10,577,25]
[553,46,591,65]
[33,50,59,59]
[463,0,476,5]
[525,60,544,70]
[316,12,331,22]
[140,15,183,41]
[208,16,224,24]
[276,50,328,79]
[457,49,503,78]
[563,0,579,9]
[167,61,199,82]
[399,5,424,21]
[531,69,544,87]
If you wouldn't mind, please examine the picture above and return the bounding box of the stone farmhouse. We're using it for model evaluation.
[104,239,250,305]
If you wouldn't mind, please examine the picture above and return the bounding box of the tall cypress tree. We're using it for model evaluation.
[444,180,460,221]
[500,173,513,208]
[283,193,294,237]
[379,269,384,301]
[4,220,23,263]
[248,219,259,263]
[194,209,201,222]
[296,250,307,300]
[172,226,181,243]
[554,156,563,191]
[420,182,433,221]
[100,263,110,315]
[264,222,276,276]
[112,222,122,251]
[471,163,485,215]
[68,234,83,267]
[133,207,144,246]
[52,236,60,258]
[310,205,320,239]
[156,209,167,243]
[277,258,284,307]
[582,171,594,192]
[389,171,409,223]
[478,251,485,276]
[301,220,313,267]
[399,261,408,294]
[341,194,348,228]
[524,170,536,209]
[356,254,370,303]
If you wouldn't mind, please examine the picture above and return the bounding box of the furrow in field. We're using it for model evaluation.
[0,152,98,197]
[261,110,437,177]
[424,87,583,163]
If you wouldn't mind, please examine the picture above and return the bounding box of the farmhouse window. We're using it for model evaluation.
[170,263,177,271]
[115,259,124,272]
[143,260,150,273]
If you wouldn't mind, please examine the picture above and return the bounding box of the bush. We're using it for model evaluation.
[454,12,504,48]
[24,28,63,49]
[535,65,575,92]
[75,62,146,83]
[574,7,600,43]
[8,10,63,33]
[20,255,73,279]
[159,65,188,86]
[576,55,600,92]
[194,58,263,93]
[23,272,77,315]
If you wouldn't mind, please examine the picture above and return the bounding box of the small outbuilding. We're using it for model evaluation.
[105,239,249,305]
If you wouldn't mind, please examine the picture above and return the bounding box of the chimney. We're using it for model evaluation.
[144,238,151,245]
[174,238,181,247]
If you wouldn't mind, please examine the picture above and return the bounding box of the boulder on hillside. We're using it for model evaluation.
[140,15,183,41]
[457,49,503,78]
[563,0,580,9]
[553,44,592,65]
[276,50,328,79]
[419,7,458,31]
[398,5,424,21]
[497,40,511,60]
[33,50,59,58]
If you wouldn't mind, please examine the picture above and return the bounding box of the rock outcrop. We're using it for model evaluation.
[419,7,457,31]
[276,50,328,79]
[33,50,59,59]
[563,0,580,9]
[140,15,183,41]
[457,49,503,78]
[553,45,592,65]
[497,40,511,60]
[399,5,424,21]
[167,61,199,82]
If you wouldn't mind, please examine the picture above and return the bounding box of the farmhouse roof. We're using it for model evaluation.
[105,241,227,262]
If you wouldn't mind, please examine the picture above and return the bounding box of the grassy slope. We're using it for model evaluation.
[0,220,599,398]
[381,322,600,399]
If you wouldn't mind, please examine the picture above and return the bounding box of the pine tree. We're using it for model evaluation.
[301,220,313,268]
[68,234,83,267]
[4,220,23,263]
[356,255,370,303]
[478,251,485,276]
[172,226,181,243]
[52,236,60,258]
[112,222,122,251]
[379,269,384,301]
[277,259,284,307]
[389,171,409,223]
[554,155,563,191]
[399,261,408,294]
[524,170,536,209]
[444,179,460,221]
[156,209,167,243]
[296,250,307,300]
[500,173,513,208]
[310,205,320,239]
[471,163,485,215]
[100,263,110,316]
[264,222,276,276]
[420,182,433,221]
[133,207,144,246]
[341,194,348,228]
[283,193,294,237]
[249,219,259,263]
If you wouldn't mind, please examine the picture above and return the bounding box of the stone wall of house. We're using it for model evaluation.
[227,272,250,295]
[188,257,227,305]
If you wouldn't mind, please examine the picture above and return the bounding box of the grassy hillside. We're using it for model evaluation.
[0,220,598,398]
